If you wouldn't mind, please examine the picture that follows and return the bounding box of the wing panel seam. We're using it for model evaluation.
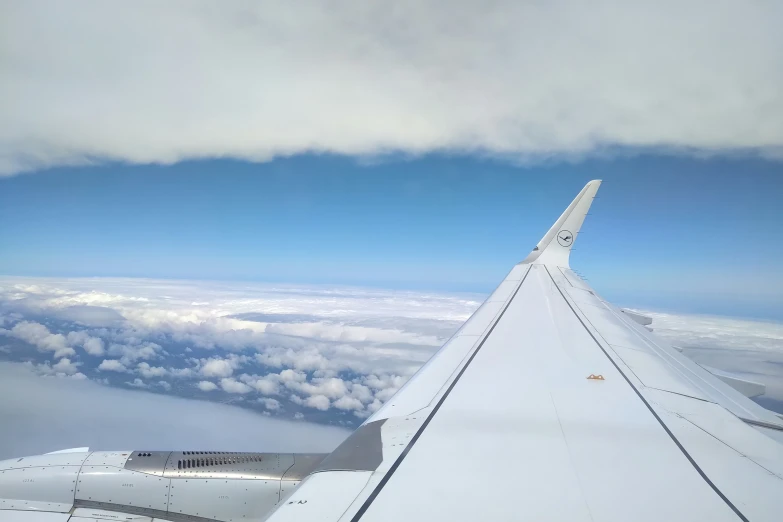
[348,265,532,521]
[544,266,749,522]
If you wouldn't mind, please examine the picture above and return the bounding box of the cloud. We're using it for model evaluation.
[108,342,161,366]
[4,276,779,426]
[2,0,782,176]
[638,310,783,403]
[304,395,331,411]
[201,357,238,378]
[219,378,253,394]
[137,362,167,378]
[126,378,148,388]
[1,321,74,358]
[98,359,128,372]
[333,395,363,411]
[31,358,82,377]
[0,361,348,459]
[197,380,218,392]
[258,398,281,411]
[67,331,106,356]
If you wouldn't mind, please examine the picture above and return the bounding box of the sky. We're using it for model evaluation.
[0,0,782,457]
[1,155,781,319]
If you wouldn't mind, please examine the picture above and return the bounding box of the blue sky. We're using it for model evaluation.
[1,154,781,320]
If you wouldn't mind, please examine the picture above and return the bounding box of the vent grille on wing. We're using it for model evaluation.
[176,453,264,469]
[124,450,327,480]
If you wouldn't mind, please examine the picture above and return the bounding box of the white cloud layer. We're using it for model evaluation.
[636,310,783,404]
[1,276,781,427]
[2,0,782,175]
[0,362,347,459]
[0,276,475,419]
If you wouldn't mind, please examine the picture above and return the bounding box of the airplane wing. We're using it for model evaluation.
[264,180,783,522]
[2,181,781,522]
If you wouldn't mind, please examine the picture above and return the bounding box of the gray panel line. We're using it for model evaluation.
[544,265,749,522]
[349,265,532,521]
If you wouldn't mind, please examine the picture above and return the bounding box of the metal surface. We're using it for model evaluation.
[262,471,373,522]
[162,452,292,480]
[351,265,741,522]
[121,451,328,481]
[167,476,280,522]
[314,421,386,472]
[0,464,79,513]
[281,454,327,481]
[72,501,216,522]
[71,507,153,522]
[76,466,170,511]
[123,451,171,476]
[0,512,69,522]
[621,308,653,326]
[0,452,91,470]
[83,452,132,468]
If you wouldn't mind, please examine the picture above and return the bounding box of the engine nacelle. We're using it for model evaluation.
[0,450,326,522]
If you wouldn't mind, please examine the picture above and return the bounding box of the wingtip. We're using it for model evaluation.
[522,180,601,267]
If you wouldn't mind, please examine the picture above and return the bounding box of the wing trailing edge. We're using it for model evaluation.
[522,179,601,268]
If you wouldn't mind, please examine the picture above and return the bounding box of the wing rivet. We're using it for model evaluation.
[587,374,605,381]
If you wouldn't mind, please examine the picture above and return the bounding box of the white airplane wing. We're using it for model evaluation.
[265,180,783,522]
[2,181,781,522]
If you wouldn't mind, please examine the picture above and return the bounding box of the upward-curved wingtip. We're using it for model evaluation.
[522,180,602,268]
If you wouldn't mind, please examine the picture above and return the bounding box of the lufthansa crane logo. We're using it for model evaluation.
[557,230,573,247]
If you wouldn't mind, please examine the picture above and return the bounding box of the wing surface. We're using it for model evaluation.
[265,180,783,522]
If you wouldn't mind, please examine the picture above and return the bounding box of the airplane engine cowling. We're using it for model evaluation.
[0,450,327,522]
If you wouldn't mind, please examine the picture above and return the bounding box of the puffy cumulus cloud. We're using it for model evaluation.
[67,331,105,356]
[239,374,280,396]
[2,0,782,176]
[108,342,162,366]
[258,398,281,411]
[219,378,253,394]
[304,395,331,411]
[0,362,348,459]
[200,356,243,378]
[169,367,195,379]
[30,358,82,377]
[285,377,349,400]
[1,321,74,359]
[126,378,148,388]
[98,359,128,372]
[197,381,218,392]
[137,362,167,379]
[333,395,364,411]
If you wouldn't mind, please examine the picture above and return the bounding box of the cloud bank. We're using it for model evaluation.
[638,310,783,408]
[2,0,782,175]
[0,277,476,423]
[0,362,348,460]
